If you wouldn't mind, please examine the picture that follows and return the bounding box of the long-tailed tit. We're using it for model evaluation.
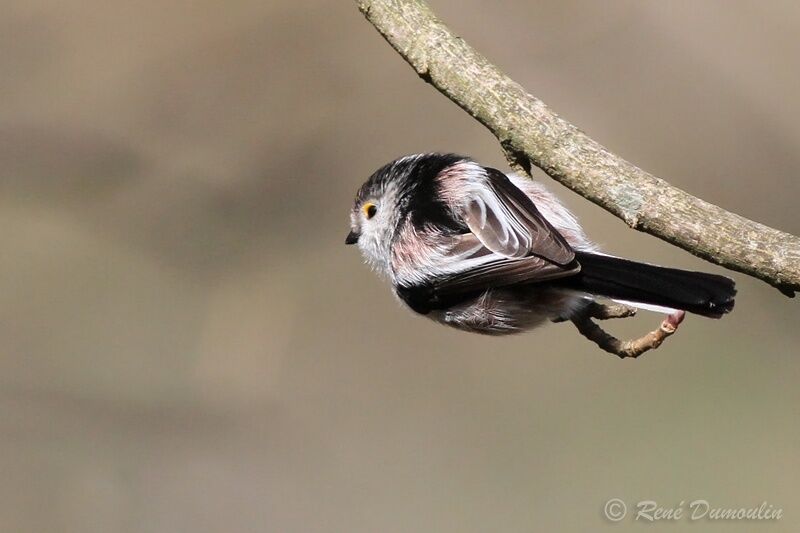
[346,153,735,336]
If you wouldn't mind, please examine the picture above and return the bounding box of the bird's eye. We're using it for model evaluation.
[363,203,377,219]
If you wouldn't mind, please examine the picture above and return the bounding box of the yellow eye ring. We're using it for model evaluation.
[363,203,377,219]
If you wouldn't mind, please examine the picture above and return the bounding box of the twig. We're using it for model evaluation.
[355,0,800,297]
[585,301,637,320]
[572,307,686,359]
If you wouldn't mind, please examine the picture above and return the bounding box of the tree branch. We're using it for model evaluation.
[572,304,685,359]
[355,0,800,296]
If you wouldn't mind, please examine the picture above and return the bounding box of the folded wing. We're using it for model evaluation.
[461,167,575,265]
[394,166,582,313]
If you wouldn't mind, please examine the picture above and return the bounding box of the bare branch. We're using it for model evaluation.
[584,301,637,320]
[572,308,686,359]
[355,0,800,296]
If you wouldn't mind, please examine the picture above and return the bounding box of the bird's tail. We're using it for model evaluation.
[562,251,736,318]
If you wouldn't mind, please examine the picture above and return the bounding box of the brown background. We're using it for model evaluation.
[1,1,798,531]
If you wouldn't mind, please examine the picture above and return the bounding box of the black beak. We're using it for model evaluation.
[345,230,360,245]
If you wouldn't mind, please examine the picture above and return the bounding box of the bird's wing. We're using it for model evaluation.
[462,167,575,265]
[392,167,581,312]
[394,233,581,314]
[393,232,580,314]
[437,233,579,291]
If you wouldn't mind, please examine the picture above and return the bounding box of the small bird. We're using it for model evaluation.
[346,153,735,336]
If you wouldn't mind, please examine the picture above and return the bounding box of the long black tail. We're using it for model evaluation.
[560,251,736,318]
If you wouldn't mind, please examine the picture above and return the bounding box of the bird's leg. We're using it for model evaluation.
[571,309,686,359]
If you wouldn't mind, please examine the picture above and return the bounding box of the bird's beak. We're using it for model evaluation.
[345,230,360,245]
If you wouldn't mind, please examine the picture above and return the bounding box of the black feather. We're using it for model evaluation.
[558,252,736,318]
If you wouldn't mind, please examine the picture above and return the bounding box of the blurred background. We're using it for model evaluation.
[1,0,799,531]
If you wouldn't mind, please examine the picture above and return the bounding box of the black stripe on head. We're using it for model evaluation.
[358,153,470,234]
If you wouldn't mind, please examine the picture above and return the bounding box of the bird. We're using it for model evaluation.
[345,153,735,336]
